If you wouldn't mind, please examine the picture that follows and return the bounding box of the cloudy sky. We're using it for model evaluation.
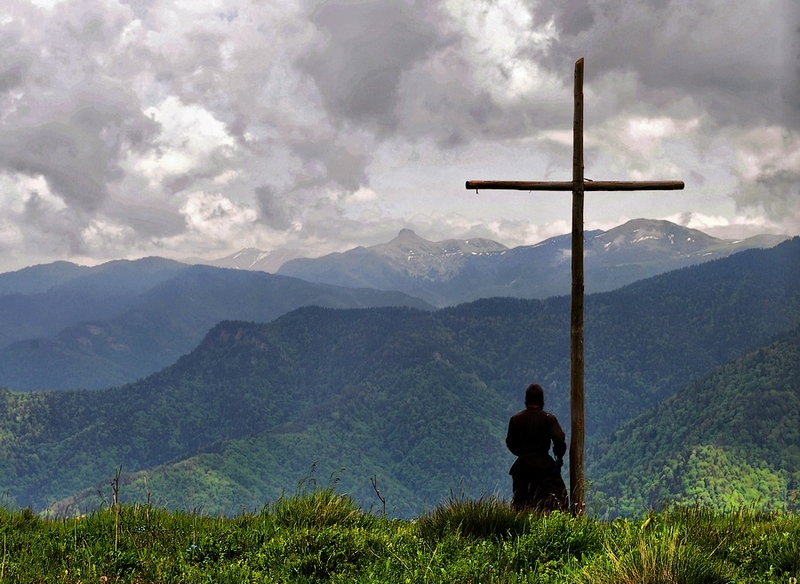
[0,0,797,271]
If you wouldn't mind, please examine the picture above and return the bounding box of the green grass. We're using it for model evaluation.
[0,491,798,583]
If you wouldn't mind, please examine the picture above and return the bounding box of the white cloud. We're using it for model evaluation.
[663,210,791,240]
[80,218,136,250]
[181,191,257,243]
[26,0,66,9]
[445,0,560,103]
[664,212,732,231]
[0,174,63,214]
[133,96,236,190]
[345,187,379,203]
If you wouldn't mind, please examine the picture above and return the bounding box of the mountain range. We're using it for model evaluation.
[276,219,788,306]
[0,219,787,392]
[0,238,797,517]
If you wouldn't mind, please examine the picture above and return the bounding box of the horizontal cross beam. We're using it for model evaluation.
[465,180,685,192]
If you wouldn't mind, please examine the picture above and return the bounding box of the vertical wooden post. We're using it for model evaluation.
[570,58,586,516]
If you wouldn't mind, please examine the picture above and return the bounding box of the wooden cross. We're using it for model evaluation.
[466,58,684,515]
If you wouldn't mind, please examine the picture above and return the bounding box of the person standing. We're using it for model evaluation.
[505,383,568,512]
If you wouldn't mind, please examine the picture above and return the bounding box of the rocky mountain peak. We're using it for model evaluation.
[391,228,425,244]
[592,219,719,256]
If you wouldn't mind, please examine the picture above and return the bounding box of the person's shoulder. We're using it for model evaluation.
[543,410,561,421]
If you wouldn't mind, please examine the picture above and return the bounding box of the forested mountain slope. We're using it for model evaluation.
[588,325,800,517]
[0,265,432,391]
[0,238,798,516]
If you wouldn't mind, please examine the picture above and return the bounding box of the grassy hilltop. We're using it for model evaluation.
[0,491,798,583]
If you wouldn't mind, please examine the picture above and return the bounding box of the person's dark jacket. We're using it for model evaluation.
[505,406,566,476]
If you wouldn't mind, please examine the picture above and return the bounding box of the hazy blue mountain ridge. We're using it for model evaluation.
[0,258,189,349]
[0,265,433,391]
[0,261,87,295]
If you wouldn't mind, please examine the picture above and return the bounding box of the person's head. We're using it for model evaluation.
[524,383,544,407]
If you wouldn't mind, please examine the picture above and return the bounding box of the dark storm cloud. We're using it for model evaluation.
[537,0,793,129]
[0,62,27,93]
[0,1,159,212]
[298,0,569,152]
[734,164,800,223]
[253,0,449,227]
[287,138,370,193]
[21,191,86,256]
[254,185,293,230]
[300,0,441,130]
[780,0,800,127]
[558,0,596,37]
[323,142,370,192]
[0,100,150,213]
[107,199,187,239]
